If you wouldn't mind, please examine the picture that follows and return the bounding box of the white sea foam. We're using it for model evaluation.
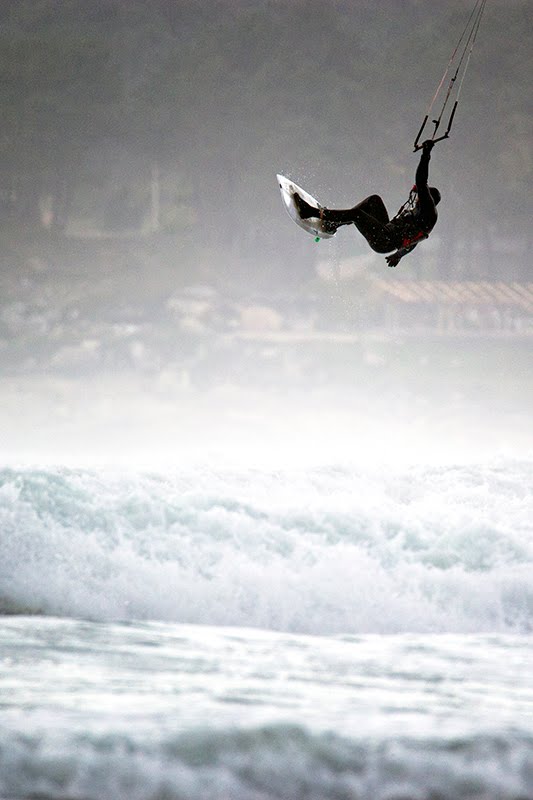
[1,617,532,799]
[0,461,532,633]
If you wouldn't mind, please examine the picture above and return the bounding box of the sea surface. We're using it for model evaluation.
[1,460,532,799]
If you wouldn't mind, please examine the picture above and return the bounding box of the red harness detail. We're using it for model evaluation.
[402,230,427,249]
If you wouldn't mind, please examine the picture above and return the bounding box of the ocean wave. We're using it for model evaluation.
[1,723,532,800]
[1,462,532,633]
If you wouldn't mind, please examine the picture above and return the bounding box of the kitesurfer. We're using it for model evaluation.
[294,140,440,267]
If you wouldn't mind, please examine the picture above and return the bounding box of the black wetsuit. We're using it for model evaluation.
[301,144,438,262]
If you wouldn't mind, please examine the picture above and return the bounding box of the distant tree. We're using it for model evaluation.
[0,0,122,229]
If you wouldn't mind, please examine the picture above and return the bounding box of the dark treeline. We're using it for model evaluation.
[0,0,531,287]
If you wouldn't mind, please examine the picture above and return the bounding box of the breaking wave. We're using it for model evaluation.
[1,461,532,633]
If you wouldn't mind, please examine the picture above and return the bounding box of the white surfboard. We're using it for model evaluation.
[277,174,335,239]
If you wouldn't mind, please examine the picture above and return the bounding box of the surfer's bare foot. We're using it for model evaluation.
[293,192,317,220]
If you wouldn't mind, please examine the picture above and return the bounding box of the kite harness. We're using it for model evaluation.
[413,0,487,152]
[390,185,430,247]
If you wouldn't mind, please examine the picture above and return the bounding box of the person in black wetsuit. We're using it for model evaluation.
[294,140,440,267]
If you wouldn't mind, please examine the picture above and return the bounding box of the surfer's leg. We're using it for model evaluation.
[356,195,390,224]
[329,198,394,252]
[317,196,393,250]
[350,211,395,253]
[320,195,390,226]
[294,192,393,244]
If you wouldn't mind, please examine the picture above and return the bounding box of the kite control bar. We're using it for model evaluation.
[413,100,458,152]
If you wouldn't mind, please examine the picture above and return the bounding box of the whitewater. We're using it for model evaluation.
[2,462,532,632]
[1,459,533,798]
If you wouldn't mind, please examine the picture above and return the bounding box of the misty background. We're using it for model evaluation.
[0,0,531,465]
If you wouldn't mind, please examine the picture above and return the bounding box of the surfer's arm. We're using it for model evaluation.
[415,141,437,226]
[386,242,418,267]
[415,142,431,186]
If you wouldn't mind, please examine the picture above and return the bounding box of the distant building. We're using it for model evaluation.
[374,280,533,335]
